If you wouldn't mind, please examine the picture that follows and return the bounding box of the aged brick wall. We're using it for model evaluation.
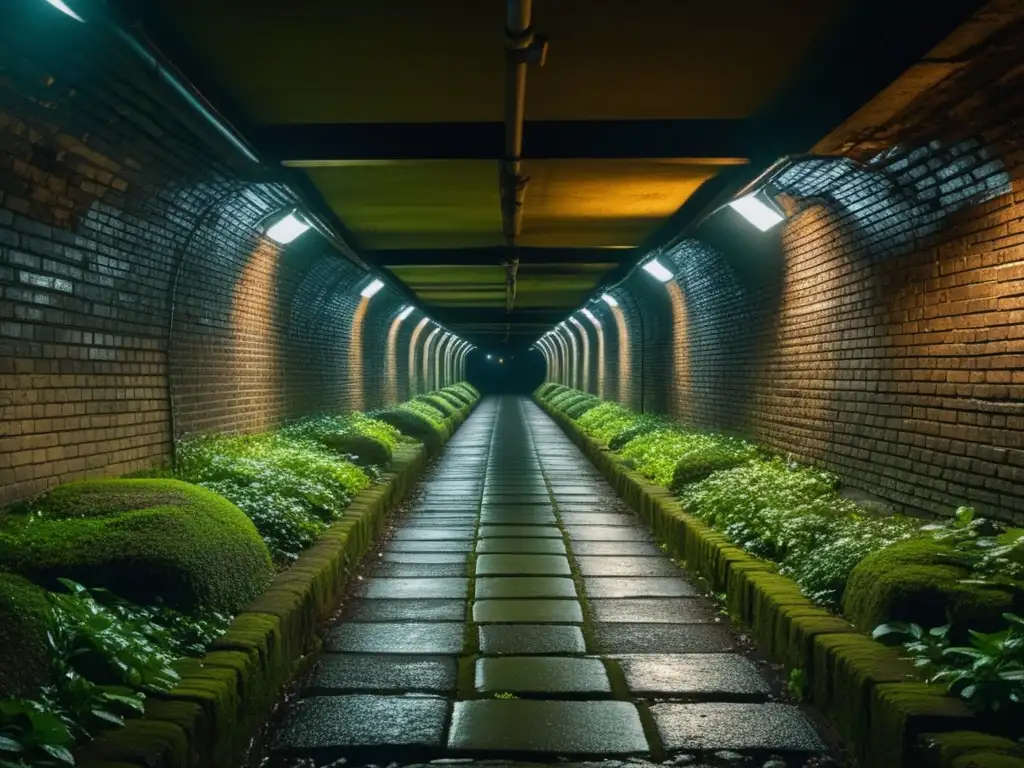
[0,9,415,503]
[567,19,1024,523]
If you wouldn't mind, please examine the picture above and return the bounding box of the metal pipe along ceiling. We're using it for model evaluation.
[500,0,547,313]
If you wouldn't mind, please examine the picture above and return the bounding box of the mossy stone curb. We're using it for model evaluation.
[75,397,479,768]
[536,398,979,768]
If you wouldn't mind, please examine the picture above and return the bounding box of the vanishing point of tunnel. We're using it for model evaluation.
[1,2,1023,768]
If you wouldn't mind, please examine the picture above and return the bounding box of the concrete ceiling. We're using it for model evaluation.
[117,0,986,346]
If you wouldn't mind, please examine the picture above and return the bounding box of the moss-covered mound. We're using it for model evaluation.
[0,573,52,697]
[441,387,471,407]
[435,390,466,410]
[417,393,457,417]
[375,408,445,451]
[322,432,392,466]
[0,480,274,614]
[843,536,1024,634]
[564,396,600,419]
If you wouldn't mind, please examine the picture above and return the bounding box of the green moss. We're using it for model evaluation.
[810,633,918,749]
[923,732,1024,768]
[843,536,1021,634]
[868,683,974,768]
[374,407,446,451]
[440,387,472,407]
[321,432,392,466]
[0,572,52,697]
[417,393,458,416]
[564,396,600,419]
[74,718,191,768]
[0,479,274,614]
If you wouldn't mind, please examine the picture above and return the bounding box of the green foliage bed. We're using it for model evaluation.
[0,383,480,764]
[538,383,1024,714]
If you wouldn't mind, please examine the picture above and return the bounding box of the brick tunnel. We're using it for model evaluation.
[1,1,1024,767]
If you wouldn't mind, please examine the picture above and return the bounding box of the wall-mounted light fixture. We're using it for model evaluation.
[396,305,415,321]
[641,258,674,283]
[43,0,84,21]
[601,293,619,307]
[360,278,385,299]
[728,189,786,232]
[265,211,312,244]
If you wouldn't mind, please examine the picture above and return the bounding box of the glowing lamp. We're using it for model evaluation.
[266,212,311,244]
[360,278,385,298]
[729,192,785,231]
[641,258,674,283]
[396,305,414,321]
[44,0,84,21]
[601,293,618,307]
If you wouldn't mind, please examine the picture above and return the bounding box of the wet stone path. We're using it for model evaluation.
[270,397,831,767]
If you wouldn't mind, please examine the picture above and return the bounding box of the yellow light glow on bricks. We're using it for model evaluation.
[408,316,430,396]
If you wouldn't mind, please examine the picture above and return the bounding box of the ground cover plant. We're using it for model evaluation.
[0,384,479,765]
[0,575,228,767]
[176,433,372,566]
[537,383,1024,713]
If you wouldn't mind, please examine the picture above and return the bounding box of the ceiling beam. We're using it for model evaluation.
[253,120,752,163]
[377,247,632,267]
[432,307,568,327]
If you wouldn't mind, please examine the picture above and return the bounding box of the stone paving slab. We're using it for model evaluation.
[584,577,698,598]
[387,540,474,553]
[447,700,649,755]
[475,656,611,694]
[478,525,562,539]
[370,563,468,578]
[380,552,469,564]
[613,654,771,698]
[473,599,583,623]
[478,624,587,655]
[476,538,567,554]
[588,598,715,624]
[566,526,654,542]
[274,695,448,752]
[476,554,571,575]
[310,654,458,693]
[400,516,479,527]
[570,541,664,557]
[357,577,469,599]
[575,556,680,577]
[480,512,557,524]
[475,577,577,599]
[593,623,734,654]
[392,528,476,541]
[345,599,467,623]
[559,513,636,526]
[650,702,826,752]
[325,622,466,654]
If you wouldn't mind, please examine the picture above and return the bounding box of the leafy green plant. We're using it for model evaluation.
[416,394,457,417]
[1,580,204,767]
[874,615,1024,713]
[563,396,600,419]
[576,401,638,444]
[400,399,447,426]
[620,428,758,489]
[922,506,1024,585]
[787,668,807,701]
[608,413,672,451]
[680,459,916,606]
[177,433,370,565]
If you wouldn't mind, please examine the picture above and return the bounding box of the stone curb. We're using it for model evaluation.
[535,398,1014,768]
[75,399,479,768]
